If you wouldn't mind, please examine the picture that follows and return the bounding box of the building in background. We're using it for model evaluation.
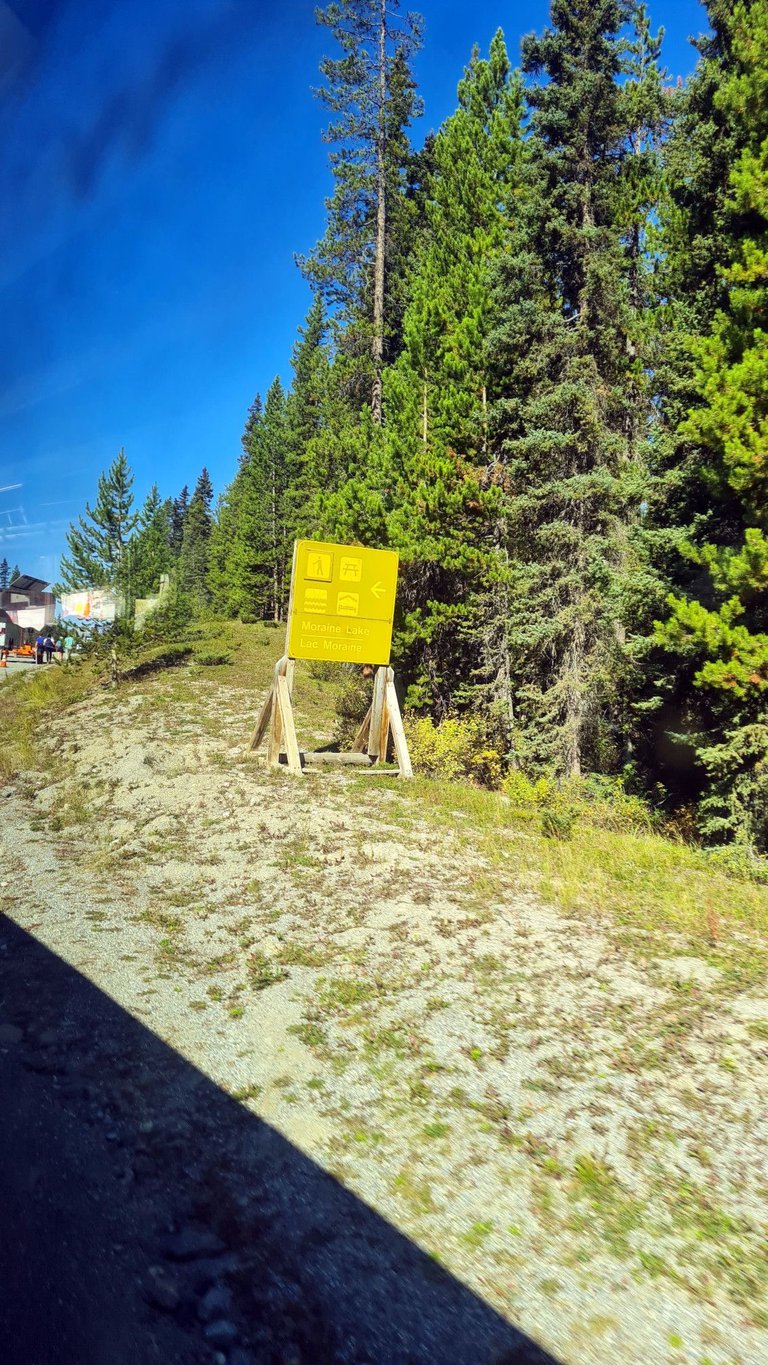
[0,574,57,647]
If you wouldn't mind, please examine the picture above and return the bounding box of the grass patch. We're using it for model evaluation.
[0,660,96,783]
[568,1154,645,1257]
[245,951,288,990]
[374,777,768,946]
[460,1220,494,1249]
[231,1082,262,1102]
[318,977,381,1011]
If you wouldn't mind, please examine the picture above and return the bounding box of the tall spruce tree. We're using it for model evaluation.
[178,469,214,609]
[487,1,657,776]
[0,558,9,590]
[59,448,138,593]
[128,486,174,600]
[382,32,525,714]
[283,295,331,536]
[209,381,290,621]
[653,0,768,848]
[170,485,189,557]
[300,0,423,422]
[240,394,263,464]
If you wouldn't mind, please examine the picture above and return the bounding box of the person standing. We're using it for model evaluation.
[63,632,75,662]
[35,633,45,665]
[44,634,54,663]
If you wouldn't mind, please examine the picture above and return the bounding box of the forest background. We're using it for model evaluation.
[56,0,768,854]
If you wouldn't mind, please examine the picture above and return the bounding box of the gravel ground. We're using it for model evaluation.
[1,667,767,1364]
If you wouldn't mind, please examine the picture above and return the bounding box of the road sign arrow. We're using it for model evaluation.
[371,581,385,600]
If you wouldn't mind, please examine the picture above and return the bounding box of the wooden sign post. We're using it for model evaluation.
[249,541,413,778]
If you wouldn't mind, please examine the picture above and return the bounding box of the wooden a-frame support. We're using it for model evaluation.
[248,656,413,778]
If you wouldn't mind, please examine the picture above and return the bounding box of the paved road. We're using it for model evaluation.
[1,658,52,677]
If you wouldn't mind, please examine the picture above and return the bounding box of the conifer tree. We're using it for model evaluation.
[300,0,423,422]
[209,381,290,621]
[283,295,331,536]
[382,32,525,713]
[0,558,9,590]
[178,469,214,609]
[10,564,20,585]
[240,394,263,464]
[653,0,768,848]
[59,448,138,592]
[129,487,174,599]
[488,0,657,776]
[170,486,189,557]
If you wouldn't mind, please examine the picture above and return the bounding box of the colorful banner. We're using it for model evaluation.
[60,589,118,622]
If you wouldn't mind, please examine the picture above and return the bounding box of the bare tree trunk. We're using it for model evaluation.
[371,0,387,425]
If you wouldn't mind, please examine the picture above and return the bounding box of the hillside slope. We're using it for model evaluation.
[1,628,767,1364]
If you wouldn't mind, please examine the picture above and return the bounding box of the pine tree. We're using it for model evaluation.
[300,0,423,422]
[653,0,768,848]
[381,31,525,714]
[59,448,138,593]
[244,379,291,621]
[0,558,9,590]
[240,394,263,464]
[170,485,189,557]
[178,470,214,609]
[9,564,20,585]
[284,295,332,536]
[209,381,290,622]
[487,0,657,776]
[129,487,174,599]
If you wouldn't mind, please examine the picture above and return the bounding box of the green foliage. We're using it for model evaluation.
[652,0,768,848]
[119,484,174,607]
[503,770,656,837]
[245,951,289,991]
[208,379,291,621]
[119,642,193,680]
[541,807,577,841]
[405,714,503,788]
[299,0,423,416]
[59,447,138,595]
[177,468,214,610]
[488,0,665,779]
[382,32,524,718]
[193,648,233,667]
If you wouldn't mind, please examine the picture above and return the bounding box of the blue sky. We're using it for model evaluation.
[1,0,707,586]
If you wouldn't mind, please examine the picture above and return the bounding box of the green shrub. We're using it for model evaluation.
[503,770,656,836]
[120,643,193,679]
[502,770,555,808]
[703,844,768,885]
[541,806,577,840]
[193,649,232,667]
[404,714,503,787]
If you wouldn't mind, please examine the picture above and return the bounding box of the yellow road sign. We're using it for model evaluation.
[287,539,399,665]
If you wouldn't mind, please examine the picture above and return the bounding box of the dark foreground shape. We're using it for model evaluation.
[0,915,558,1364]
